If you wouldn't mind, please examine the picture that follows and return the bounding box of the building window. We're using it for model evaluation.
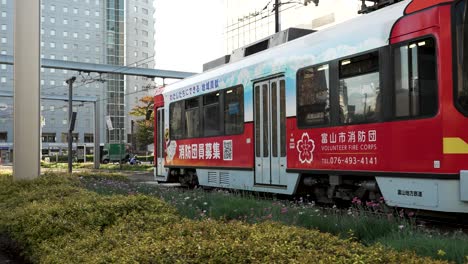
[142,8,148,15]
[63,31,68,37]
[50,42,56,48]
[42,133,56,143]
[84,133,94,143]
[63,7,68,13]
[0,132,7,142]
[85,21,90,27]
[1,24,6,30]
[1,77,6,83]
[95,23,100,28]
[142,41,148,47]
[297,64,330,127]
[2,11,6,18]
[142,19,148,25]
[63,19,68,25]
[50,29,55,36]
[61,133,79,143]
[63,55,68,60]
[73,8,78,14]
[73,32,78,38]
[51,54,56,59]
[50,5,55,11]
[1,38,6,44]
[95,11,99,16]
[50,17,55,23]
[142,52,148,58]
[142,30,148,37]
[50,106,55,111]
[85,33,90,39]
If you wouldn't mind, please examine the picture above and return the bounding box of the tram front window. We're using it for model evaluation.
[455,0,468,115]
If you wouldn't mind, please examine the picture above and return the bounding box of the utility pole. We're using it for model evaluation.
[94,99,100,169]
[275,0,280,33]
[66,76,76,174]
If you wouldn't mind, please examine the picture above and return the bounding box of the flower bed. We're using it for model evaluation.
[0,173,448,263]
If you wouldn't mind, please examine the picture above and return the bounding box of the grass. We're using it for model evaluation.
[80,176,468,264]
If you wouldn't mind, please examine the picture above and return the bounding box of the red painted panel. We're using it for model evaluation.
[164,123,254,169]
[287,117,446,174]
[390,7,441,41]
[405,0,452,15]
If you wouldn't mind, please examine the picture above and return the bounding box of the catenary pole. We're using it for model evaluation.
[66,77,76,174]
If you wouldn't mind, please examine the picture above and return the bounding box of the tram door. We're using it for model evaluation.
[156,108,165,177]
[254,77,287,186]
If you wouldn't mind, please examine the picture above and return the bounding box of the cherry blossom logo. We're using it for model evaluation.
[296,133,315,164]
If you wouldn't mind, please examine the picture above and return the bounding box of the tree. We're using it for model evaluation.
[129,95,154,151]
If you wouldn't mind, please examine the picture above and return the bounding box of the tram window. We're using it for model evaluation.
[297,64,330,127]
[339,52,381,124]
[203,91,221,136]
[394,38,437,118]
[455,0,468,115]
[224,85,244,135]
[169,101,184,139]
[185,97,200,138]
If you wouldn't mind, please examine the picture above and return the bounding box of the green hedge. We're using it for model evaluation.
[0,173,448,264]
[42,155,95,162]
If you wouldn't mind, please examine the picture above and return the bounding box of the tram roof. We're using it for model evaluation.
[162,0,411,98]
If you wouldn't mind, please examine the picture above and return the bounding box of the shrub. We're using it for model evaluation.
[0,173,450,263]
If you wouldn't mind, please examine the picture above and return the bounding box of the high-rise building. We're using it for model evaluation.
[0,0,155,161]
[125,0,155,148]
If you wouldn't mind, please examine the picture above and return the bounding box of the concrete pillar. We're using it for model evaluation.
[13,0,41,179]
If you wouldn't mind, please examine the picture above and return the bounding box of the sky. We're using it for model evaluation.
[154,0,226,74]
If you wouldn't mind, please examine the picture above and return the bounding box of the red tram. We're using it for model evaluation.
[154,0,468,213]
